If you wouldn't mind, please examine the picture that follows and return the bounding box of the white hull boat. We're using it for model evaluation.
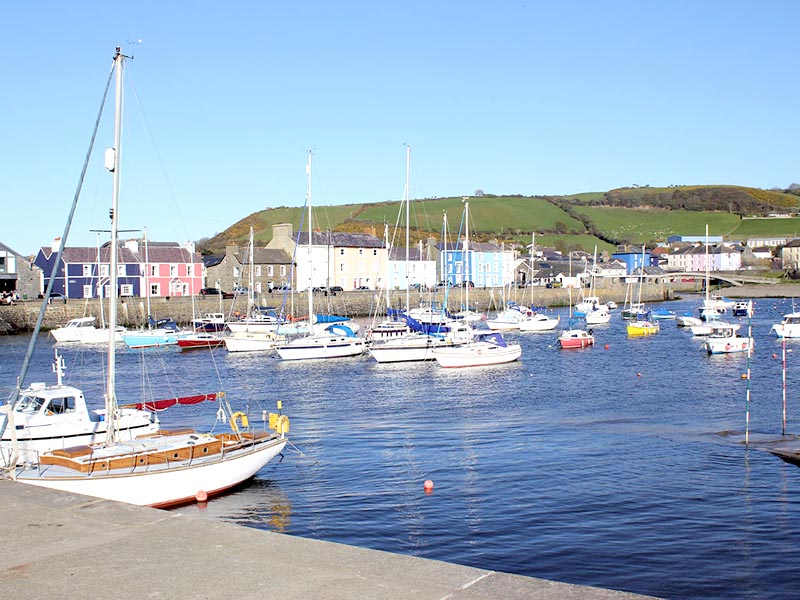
[224,331,285,352]
[276,333,365,360]
[771,312,800,338]
[432,332,521,368]
[51,317,125,344]
[519,313,560,331]
[4,48,290,508]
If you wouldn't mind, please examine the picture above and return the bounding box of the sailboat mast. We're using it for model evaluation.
[144,227,151,329]
[404,144,410,312]
[106,47,125,442]
[463,197,470,311]
[248,225,255,315]
[306,151,314,325]
[704,224,710,304]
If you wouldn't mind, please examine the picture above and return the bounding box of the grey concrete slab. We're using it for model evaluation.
[0,480,659,599]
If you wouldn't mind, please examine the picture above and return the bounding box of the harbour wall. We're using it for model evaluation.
[0,280,721,333]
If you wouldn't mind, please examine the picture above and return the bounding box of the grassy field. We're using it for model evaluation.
[352,195,584,234]
[729,218,800,238]
[572,206,742,242]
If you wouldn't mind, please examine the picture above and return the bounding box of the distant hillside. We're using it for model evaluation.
[197,185,800,255]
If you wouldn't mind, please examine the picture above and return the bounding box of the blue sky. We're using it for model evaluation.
[2,1,798,255]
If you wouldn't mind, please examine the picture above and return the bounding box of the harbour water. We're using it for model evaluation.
[3,295,800,599]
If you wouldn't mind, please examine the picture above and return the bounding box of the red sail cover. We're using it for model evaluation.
[125,393,218,411]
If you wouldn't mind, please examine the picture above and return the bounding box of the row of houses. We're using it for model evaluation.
[3,228,800,301]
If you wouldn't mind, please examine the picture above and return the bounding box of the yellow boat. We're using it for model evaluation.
[627,320,660,337]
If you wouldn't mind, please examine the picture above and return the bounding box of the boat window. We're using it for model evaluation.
[16,395,45,414]
[47,397,76,415]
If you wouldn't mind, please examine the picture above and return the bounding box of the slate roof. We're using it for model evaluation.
[297,232,384,248]
[235,248,293,265]
[40,242,202,265]
[389,247,426,261]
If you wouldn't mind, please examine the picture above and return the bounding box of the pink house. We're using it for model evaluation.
[122,239,204,297]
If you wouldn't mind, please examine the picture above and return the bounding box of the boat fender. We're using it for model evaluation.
[230,411,249,433]
[269,413,290,435]
[287,314,293,322]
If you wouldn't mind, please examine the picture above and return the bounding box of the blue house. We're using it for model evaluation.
[438,241,507,288]
[611,246,652,274]
[35,240,140,299]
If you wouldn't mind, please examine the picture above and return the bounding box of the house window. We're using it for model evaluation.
[82,264,92,277]
[279,265,286,277]
[268,265,274,276]
[150,283,160,297]
[117,265,125,277]
[255,282,262,293]
[170,265,177,276]
[255,265,262,276]
[120,284,134,297]
[340,249,344,256]
[187,265,192,277]
[373,249,377,256]
[359,249,363,256]
[150,265,157,277]
[100,265,109,277]
[233,266,240,278]
[340,263,344,271]
[82,285,92,298]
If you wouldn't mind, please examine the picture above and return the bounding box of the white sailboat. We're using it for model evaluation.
[4,48,288,507]
[225,226,286,352]
[276,151,365,360]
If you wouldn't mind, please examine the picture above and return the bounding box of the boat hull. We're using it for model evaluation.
[432,342,521,368]
[276,335,365,360]
[14,435,287,508]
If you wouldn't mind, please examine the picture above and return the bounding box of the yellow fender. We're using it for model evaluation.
[269,413,290,436]
[230,411,249,434]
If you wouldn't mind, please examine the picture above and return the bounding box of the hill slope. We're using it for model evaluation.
[199,185,800,254]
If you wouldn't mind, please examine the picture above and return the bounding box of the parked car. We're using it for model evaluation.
[329,286,344,293]
[199,288,233,298]
[355,286,370,291]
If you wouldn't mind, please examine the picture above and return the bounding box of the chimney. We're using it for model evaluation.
[225,243,239,256]
[267,223,294,251]
[51,237,61,253]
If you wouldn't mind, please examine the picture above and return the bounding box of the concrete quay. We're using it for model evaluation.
[0,480,657,600]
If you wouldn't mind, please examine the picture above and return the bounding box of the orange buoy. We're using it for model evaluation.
[604,344,610,350]
[195,490,208,502]
[424,479,434,493]
[636,372,642,377]
[741,374,749,379]
[772,354,778,359]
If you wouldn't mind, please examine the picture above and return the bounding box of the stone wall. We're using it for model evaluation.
[0,281,686,332]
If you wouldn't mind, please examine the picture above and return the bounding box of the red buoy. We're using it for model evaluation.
[424,479,434,493]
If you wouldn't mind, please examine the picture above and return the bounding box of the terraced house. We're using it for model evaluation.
[34,237,203,299]
[266,223,387,291]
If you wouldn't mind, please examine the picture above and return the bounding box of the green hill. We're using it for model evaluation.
[199,185,800,254]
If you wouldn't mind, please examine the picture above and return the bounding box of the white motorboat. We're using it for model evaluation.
[703,323,754,355]
[771,312,800,338]
[0,349,158,466]
[50,316,125,344]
